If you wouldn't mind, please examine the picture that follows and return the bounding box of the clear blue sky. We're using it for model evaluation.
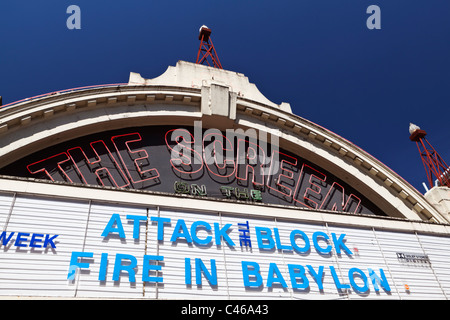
[1,0,449,193]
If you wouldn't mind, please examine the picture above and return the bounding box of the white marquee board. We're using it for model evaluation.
[0,191,449,300]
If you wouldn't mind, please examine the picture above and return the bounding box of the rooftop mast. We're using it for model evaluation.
[195,25,223,69]
[409,123,450,189]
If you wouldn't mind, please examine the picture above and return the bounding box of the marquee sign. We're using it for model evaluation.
[0,125,383,216]
[67,213,392,294]
[1,191,449,299]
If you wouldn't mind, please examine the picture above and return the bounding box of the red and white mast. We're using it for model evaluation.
[195,25,223,69]
[409,123,450,189]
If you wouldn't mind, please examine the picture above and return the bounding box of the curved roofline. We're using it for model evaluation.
[1,83,129,109]
[0,61,446,224]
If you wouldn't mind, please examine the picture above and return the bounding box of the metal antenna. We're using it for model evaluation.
[409,123,450,189]
[196,25,223,69]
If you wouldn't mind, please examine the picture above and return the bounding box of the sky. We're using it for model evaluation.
[0,0,449,193]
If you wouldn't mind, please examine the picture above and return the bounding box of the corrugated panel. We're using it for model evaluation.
[143,207,160,299]
[275,219,343,300]
[0,195,90,297]
[417,233,450,298]
[326,225,397,300]
[155,209,228,300]
[75,202,150,298]
[1,190,450,300]
[375,230,447,300]
[220,215,289,299]
[0,192,14,229]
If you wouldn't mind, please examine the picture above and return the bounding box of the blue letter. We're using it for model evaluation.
[127,215,147,239]
[255,227,275,250]
[185,258,192,285]
[29,233,44,248]
[213,223,235,247]
[142,255,164,283]
[101,214,126,238]
[170,219,192,243]
[150,216,171,241]
[113,253,137,282]
[0,231,14,246]
[313,231,331,254]
[288,264,309,289]
[195,258,217,286]
[368,268,391,292]
[98,253,108,281]
[191,221,212,245]
[241,261,263,287]
[274,228,292,251]
[15,232,30,247]
[330,266,350,291]
[267,263,287,288]
[290,230,310,253]
[349,268,369,293]
[307,265,325,290]
[67,251,93,280]
[43,234,59,248]
[331,233,352,255]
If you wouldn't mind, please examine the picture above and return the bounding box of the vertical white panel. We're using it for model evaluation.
[0,195,90,297]
[417,233,450,298]
[0,192,14,229]
[375,230,446,300]
[155,209,228,300]
[219,215,288,299]
[75,202,150,298]
[144,207,161,299]
[326,225,397,300]
[271,219,341,300]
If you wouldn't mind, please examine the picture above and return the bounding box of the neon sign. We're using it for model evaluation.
[0,126,383,216]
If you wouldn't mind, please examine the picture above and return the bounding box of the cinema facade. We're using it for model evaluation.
[0,61,449,300]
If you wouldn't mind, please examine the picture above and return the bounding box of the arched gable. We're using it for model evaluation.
[0,61,445,223]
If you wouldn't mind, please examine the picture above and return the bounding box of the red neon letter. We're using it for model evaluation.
[266,151,298,200]
[67,140,130,188]
[111,132,159,185]
[27,152,76,182]
[293,164,327,209]
[235,139,267,186]
[320,182,361,213]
